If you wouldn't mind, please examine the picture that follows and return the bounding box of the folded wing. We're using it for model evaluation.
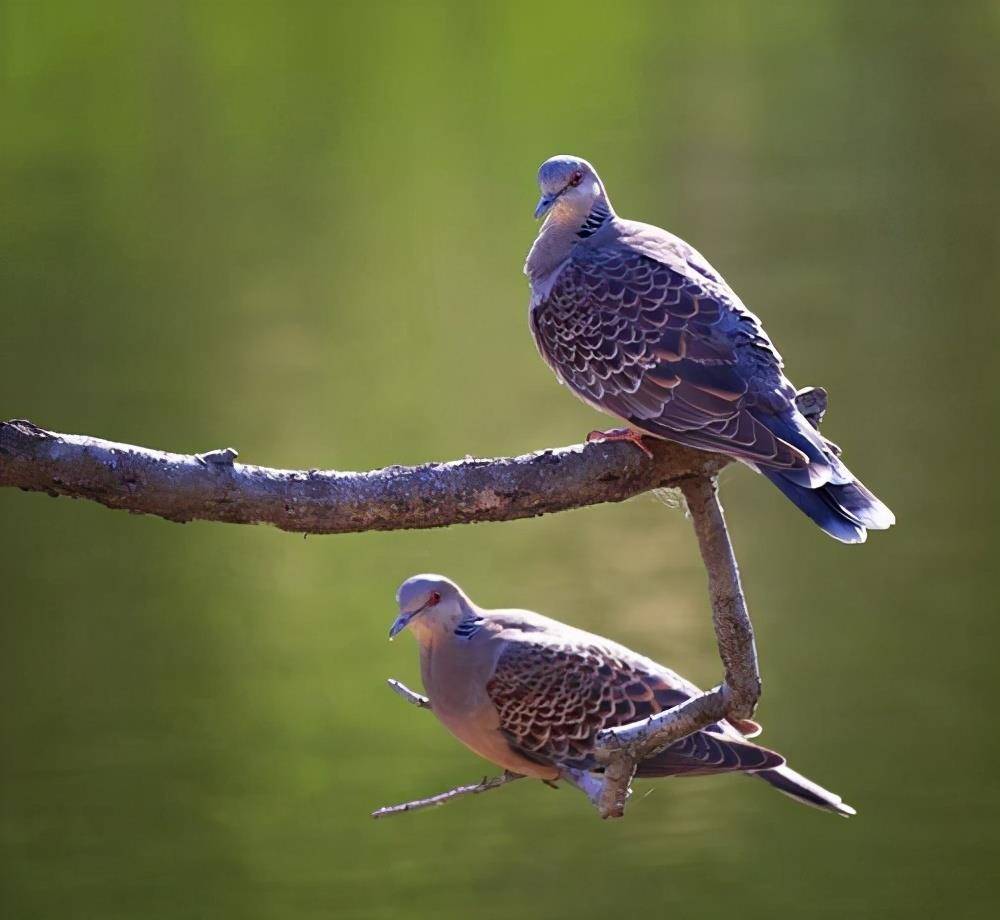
[485,637,782,778]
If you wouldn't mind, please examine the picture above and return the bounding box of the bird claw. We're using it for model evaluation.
[586,427,655,459]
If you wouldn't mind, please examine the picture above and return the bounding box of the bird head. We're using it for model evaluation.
[389,573,467,640]
[533,155,606,220]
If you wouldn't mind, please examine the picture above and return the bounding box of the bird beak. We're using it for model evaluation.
[388,612,412,640]
[533,193,557,220]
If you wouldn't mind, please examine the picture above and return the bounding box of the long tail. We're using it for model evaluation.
[757,410,895,544]
[762,467,895,543]
[755,764,857,816]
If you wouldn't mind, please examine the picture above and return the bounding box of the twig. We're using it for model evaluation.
[386,678,431,709]
[371,772,523,819]
[376,679,519,818]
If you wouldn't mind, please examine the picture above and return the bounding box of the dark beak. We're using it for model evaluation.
[388,612,412,640]
[534,193,557,220]
[389,597,433,640]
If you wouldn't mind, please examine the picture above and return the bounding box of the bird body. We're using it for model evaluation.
[390,575,856,816]
[526,155,894,543]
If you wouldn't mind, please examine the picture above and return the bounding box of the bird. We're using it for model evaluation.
[389,574,856,816]
[525,155,894,543]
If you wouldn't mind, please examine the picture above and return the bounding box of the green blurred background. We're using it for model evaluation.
[2,1,997,917]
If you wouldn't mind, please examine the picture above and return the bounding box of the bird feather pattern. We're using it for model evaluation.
[484,615,784,778]
[531,246,812,472]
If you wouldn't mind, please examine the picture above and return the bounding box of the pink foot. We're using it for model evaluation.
[586,427,655,459]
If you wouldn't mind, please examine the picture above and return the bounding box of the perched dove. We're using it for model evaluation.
[389,574,855,816]
[525,155,894,543]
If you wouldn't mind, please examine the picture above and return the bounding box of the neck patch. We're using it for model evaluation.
[577,202,610,239]
[454,614,484,640]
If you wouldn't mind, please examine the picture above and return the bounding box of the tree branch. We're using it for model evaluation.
[0,419,725,533]
[682,475,760,718]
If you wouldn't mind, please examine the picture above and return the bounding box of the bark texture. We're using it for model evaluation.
[0,419,725,533]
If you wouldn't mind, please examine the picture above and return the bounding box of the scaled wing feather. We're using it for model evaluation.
[485,635,782,777]
[530,246,810,471]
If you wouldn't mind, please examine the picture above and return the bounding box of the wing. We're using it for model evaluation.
[485,638,782,777]
[530,246,809,471]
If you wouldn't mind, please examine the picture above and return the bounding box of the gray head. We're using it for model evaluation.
[533,155,610,221]
[389,573,469,640]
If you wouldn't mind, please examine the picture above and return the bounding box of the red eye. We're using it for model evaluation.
[568,171,583,187]
[427,591,441,607]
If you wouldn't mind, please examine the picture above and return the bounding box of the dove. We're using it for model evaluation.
[526,155,894,543]
[389,574,855,816]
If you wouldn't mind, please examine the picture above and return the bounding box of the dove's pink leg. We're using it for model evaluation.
[586,427,656,459]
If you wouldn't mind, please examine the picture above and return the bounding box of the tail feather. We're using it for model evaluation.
[755,764,857,817]
[762,467,869,543]
[755,410,851,489]
[635,728,784,778]
[751,407,894,542]
[825,479,896,530]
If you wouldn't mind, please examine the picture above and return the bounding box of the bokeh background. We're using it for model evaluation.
[2,2,998,917]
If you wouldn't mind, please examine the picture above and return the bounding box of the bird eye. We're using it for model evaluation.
[568,171,583,187]
[427,591,441,606]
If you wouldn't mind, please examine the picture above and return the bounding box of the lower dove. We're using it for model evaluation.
[389,574,855,816]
